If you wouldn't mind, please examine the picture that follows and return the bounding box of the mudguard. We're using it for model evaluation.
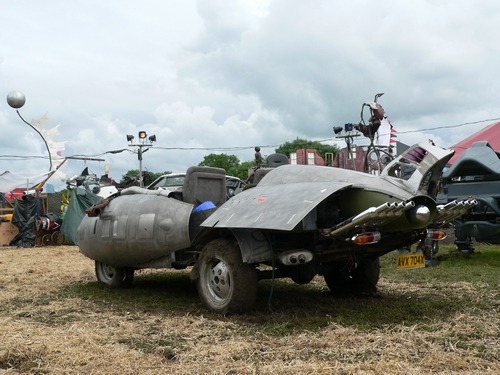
[201,181,352,231]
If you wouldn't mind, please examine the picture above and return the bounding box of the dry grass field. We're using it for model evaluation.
[0,244,498,374]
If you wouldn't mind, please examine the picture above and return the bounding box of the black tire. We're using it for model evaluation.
[51,231,65,246]
[95,261,134,288]
[196,238,258,314]
[323,261,354,295]
[324,257,380,296]
[290,264,316,285]
[351,257,380,295]
[42,234,52,246]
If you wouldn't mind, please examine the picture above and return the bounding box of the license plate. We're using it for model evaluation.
[397,253,425,269]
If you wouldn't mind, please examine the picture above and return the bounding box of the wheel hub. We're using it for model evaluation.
[103,265,115,276]
[206,259,231,301]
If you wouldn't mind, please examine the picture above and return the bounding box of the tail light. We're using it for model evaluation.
[351,232,381,245]
[426,229,447,241]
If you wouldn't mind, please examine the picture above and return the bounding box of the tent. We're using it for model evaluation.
[60,187,101,245]
[448,121,500,165]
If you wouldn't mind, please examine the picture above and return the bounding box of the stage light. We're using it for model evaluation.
[126,131,157,187]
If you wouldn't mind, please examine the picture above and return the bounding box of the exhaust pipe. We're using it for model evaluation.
[434,199,477,223]
[278,250,313,266]
[328,201,415,237]
[85,198,112,217]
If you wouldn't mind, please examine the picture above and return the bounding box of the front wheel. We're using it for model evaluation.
[195,238,258,314]
[95,261,134,288]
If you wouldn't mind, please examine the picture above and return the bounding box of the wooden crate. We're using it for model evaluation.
[0,222,19,246]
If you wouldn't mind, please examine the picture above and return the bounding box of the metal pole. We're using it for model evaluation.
[138,146,144,187]
[7,91,53,172]
[127,131,155,188]
[16,110,53,171]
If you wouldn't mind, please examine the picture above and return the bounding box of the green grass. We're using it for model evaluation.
[3,245,498,374]
[381,244,500,286]
[48,244,499,336]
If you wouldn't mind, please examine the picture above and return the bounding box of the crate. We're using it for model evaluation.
[0,222,19,246]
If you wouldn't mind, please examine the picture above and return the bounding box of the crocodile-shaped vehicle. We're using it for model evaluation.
[78,138,475,313]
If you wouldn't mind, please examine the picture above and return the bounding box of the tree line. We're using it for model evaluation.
[119,138,338,186]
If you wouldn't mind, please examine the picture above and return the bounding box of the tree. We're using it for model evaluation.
[120,169,140,183]
[275,138,338,160]
[199,154,242,177]
[233,160,254,181]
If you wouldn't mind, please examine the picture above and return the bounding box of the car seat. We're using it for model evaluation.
[182,166,227,207]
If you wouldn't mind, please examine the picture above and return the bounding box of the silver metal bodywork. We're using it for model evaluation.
[78,187,193,267]
[199,140,469,264]
[203,141,453,232]
[202,179,353,231]
[201,166,417,231]
[78,140,473,269]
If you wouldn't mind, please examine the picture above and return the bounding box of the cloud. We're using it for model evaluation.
[1,0,499,190]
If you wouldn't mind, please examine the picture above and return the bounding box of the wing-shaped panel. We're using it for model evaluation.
[202,181,351,231]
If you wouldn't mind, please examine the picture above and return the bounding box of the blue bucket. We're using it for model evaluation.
[193,201,216,213]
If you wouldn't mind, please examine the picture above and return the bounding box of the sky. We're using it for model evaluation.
[1,0,499,191]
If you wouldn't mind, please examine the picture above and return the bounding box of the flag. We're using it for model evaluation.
[389,119,397,144]
[375,118,392,147]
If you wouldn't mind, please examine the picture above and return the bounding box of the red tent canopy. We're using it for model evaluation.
[448,121,500,164]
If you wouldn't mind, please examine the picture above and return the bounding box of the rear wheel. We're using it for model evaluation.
[290,264,316,285]
[42,234,52,246]
[323,261,354,295]
[351,257,380,295]
[196,238,258,314]
[324,257,380,296]
[51,231,65,246]
[95,261,134,288]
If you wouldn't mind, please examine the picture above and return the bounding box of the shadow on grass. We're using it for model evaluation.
[66,271,200,313]
[61,269,472,335]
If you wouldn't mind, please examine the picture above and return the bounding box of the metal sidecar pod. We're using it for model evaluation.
[77,166,227,287]
[77,187,194,267]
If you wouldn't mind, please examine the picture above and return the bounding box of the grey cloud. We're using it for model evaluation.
[1,0,500,189]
